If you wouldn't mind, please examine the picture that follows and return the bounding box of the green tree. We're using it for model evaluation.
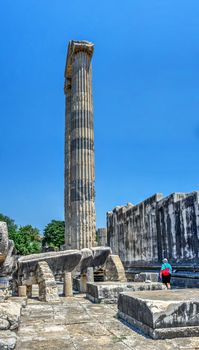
[14,225,42,255]
[0,213,18,240]
[0,213,42,255]
[42,220,65,249]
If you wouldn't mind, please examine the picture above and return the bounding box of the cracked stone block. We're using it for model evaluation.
[134,272,159,283]
[118,289,199,339]
[36,261,60,302]
[105,255,127,282]
[0,330,17,350]
[87,281,164,303]
[0,300,21,330]
[0,222,9,262]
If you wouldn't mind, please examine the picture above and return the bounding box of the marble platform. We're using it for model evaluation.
[118,289,199,339]
[86,281,164,303]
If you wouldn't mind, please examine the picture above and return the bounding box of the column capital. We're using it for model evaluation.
[64,40,94,83]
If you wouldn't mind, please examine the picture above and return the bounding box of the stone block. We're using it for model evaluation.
[18,286,27,297]
[0,222,9,262]
[118,289,199,339]
[18,249,82,286]
[171,273,199,288]
[0,330,17,350]
[80,274,87,293]
[97,228,107,246]
[78,247,111,274]
[64,272,73,297]
[91,247,111,269]
[86,281,164,304]
[86,267,94,283]
[0,300,21,330]
[134,272,159,283]
[105,254,127,282]
[0,319,10,330]
[36,261,60,302]
[0,280,10,301]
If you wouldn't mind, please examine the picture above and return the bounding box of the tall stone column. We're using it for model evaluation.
[64,79,72,248]
[64,41,96,250]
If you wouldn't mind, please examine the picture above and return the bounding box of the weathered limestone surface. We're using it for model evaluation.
[0,297,26,349]
[63,272,73,297]
[36,261,59,302]
[118,289,199,339]
[17,249,81,285]
[76,248,93,274]
[73,247,111,292]
[77,247,111,274]
[107,195,161,266]
[18,286,27,298]
[15,295,199,349]
[156,192,199,262]
[0,277,10,301]
[0,288,10,301]
[107,191,199,267]
[0,300,21,330]
[64,40,96,250]
[0,330,18,350]
[0,222,9,262]
[79,274,87,293]
[127,269,199,288]
[0,222,15,277]
[97,228,107,246]
[134,272,159,283]
[86,281,164,304]
[86,267,94,283]
[171,273,199,288]
[91,247,111,271]
[105,254,127,282]
[0,222,16,302]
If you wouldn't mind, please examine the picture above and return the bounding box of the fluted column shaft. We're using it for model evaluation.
[64,81,72,248]
[70,51,96,249]
[64,41,96,250]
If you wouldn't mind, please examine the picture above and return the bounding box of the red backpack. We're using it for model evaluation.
[162,267,170,276]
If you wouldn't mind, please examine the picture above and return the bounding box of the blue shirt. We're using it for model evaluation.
[161,262,172,274]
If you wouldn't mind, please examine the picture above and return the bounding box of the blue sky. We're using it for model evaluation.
[0,0,199,233]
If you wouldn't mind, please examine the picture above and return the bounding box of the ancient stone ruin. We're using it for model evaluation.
[0,222,16,276]
[64,40,96,250]
[118,289,199,339]
[0,40,199,349]
[97,228,107,246]
[107,191,199,267]
[36,261,60,302]
[16,249,82,300]
[0,222,16,299]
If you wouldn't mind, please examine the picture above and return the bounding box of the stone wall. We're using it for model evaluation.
[97,228,107,246]
[157,192,199,262]
[107,191,199,267]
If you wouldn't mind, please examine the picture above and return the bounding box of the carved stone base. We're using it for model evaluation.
[118,289,199,339]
